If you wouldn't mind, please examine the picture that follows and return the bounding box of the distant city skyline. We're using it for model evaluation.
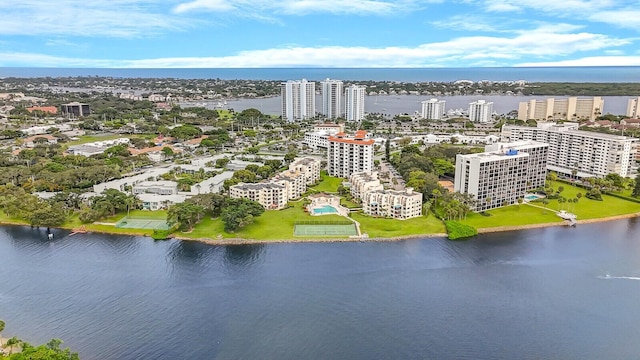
[0,0,639,68]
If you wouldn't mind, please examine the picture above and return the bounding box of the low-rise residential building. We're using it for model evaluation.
[138,194,188,211]
[454,141,549,211]
[303,123,345,150]
[230,157,322,209]
[132,181,178,195]
[502,122,638,177]
[327,130,374,178]
[362,188,423,220]
[67,138,130,157]
[289,157,322,185]
[229,182,288,210]
[349,171,383,200]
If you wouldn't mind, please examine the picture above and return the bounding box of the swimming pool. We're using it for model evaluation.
[313,205,338,214]
[525,195,540,201]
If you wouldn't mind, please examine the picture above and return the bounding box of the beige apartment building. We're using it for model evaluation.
[517,97,604,122]
[362,188,423,220]
[349,171,384,200]
[627,97,640,118]
[229,182,288,210]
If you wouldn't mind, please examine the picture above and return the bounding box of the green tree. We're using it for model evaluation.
[385,138,391,161]
[632,174,640,197]
[29,204,66,227]
[167,202,206,232]
[221,198,264,232]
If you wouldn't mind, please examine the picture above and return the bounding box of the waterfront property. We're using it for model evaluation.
[320,78,343,119]
[502,122,638,178]
[327,130,374,178]
[468,100,493,122]
[518,96,604,121]
[421,98,446,120]
[281,79,315,122]
[454,140,549,211]
[306,193,350,217]
[361,187,423,220]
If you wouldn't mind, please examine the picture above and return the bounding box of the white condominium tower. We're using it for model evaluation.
[469,100,493,122]
[502,122,638,178]
[281,79,316,122]
[321,78,343,119]
[421,99,446,120]
[327,130,374,178]
[454,141,549,211]
[345,85,366,122]
[517,97,604,122]
[627,97,640,118]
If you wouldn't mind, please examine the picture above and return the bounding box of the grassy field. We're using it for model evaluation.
[351,213,445,238]
[460,204,563,228]
[100,210,168,223]
[547,181,640,219]
[309,172,343,193]
[64,134,128,147]
[179,202,347,240]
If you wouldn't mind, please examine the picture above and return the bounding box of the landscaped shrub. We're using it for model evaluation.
[445,221,478,240]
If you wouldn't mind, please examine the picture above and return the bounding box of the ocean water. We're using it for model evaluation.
[1,67,639,82]
[2,220,640,359]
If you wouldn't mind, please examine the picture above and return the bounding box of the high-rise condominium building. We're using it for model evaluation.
[421,99,446,120]
[517,97,604,122]
[454,141,549,211]
[627,97,640,118]
[502,122,638,178]
[469,100,493,123]
[345,85,366,122]
[281,79,316,122]
[327,130,374,178]
[321,79,343,119]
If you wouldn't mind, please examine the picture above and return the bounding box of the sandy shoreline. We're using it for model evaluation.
[2,212,639,245]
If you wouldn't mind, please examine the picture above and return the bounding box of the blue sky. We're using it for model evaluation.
[1,0,639,67]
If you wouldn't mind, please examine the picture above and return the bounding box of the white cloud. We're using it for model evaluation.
[517,56,640,67]
[0,0,192,37]
[173,0,421,15]
[0,26,630,68]
[430,15,506,32]
[483,0,614,13]
[589,9,640,29]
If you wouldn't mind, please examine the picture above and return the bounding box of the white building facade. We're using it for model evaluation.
[362,188,423,220]
[421,99,446,120]
[454,141,549,211]
[321,79,343,119]
[349,171,384,200]
[281,79,316,122]
[344,85,366,122]
[327,131,374,178]
[468,100,493,123]
[303,123,345,150]
[502,122,638,178]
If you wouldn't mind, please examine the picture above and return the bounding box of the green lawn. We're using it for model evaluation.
[351,212,445,238]
[548,181,640,219]
[309,172,343,193]
[341,198,361,208]
[100,210,168,223]
[64,134,128,147]
[179,202,347,240]
[460,204,563,228]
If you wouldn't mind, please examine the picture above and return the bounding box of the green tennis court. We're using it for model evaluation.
[115,217,170,230]
[294,224,358,237]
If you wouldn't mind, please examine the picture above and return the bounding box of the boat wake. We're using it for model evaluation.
[598,274,640,280]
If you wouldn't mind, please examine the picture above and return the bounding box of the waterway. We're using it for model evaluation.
[2,220,640,359]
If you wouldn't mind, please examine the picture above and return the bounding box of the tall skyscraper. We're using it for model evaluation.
[345,85,366,122]
[281,79,316,122]
[327,130,374,178]
[469,100,493,123]
[627,97,640,118]
[321,78,343,119]
[421,99,446,120]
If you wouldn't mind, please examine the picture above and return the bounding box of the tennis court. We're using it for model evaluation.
[115,217,170,230]
[294,224,358,237]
